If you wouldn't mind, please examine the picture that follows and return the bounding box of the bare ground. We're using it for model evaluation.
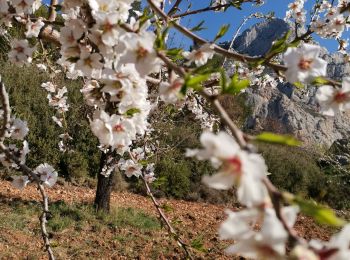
[0,180,339,259]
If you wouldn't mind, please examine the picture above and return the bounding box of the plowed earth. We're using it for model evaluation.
[0,180,339,259]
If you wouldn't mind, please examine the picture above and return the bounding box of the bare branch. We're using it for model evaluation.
[0,78,55,260]
[0,77,11,141]
[128,152,193,259]
[147,0,285,72]
[48,0,58,22]
[167,0,183,16]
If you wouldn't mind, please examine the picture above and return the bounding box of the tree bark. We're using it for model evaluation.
[94,152,117,212]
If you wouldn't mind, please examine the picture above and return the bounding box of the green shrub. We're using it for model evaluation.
[154,155,192,198]
[258,143,326,198]
[0,62,100,181]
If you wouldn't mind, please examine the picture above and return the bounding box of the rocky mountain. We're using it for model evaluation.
[224,18,350,147]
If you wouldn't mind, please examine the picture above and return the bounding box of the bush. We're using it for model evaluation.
[258,143,326,198]
[0,61,100,181]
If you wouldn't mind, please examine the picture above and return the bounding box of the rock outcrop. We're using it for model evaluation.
[224,18,350,147]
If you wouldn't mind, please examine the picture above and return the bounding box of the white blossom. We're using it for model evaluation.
[316,77,350,116]
[119,158,142,178]
[188,131,269,207]
[11,175,30,189]
[25,19,45,38]
[34,163,58,188]
[9,118,29,140]
[8,39,35,65]
[283,43,327,84]
[183,43,215,67]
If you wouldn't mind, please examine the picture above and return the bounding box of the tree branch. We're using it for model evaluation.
[0,77,55,260]
[48,0,58,22]
[128,152,193,259]
[147,0,286,72]
[0,77,11,141]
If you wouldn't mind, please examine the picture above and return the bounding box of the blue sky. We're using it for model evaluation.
[45,0,345,52]
[141,0,345,52]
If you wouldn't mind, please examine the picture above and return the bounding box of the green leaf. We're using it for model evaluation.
[264,30,292,60]
[124,108,141,117]
[293,197,346,227]
[223,73,250,95]
[271,30,291,51]
[230,1,242,10]
[166,48,183,59]
[219,69,227,91]
[151,176,167,188]
[293,81,305,89]
[138,8,153,29]
[190,21,206,32]
[155,25,169,50]
[214,24,230,42]
[138,160,149,166]
[255,132,301,146]
[288,39,300,48]
[192,62,220,75]
[312,76,332,86]
[187,74,210,86]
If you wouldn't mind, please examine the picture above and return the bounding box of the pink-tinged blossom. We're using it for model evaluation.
[12,0,40,14]
[159,78,184,104]
[93,12,122,46]
[90,110,136,153]
[11,175,30,189]
[90,110,114,146]
[118,159,142,178]
[221,207,299,259]
[8,39,35,65]
[283,43,327,84]
[76,48,103,79]
[188,131,269,207]
[120,32,162,76]
[316,78,350,116]
[308,224,350,260]
[219,208,259,241]
[9,118,29,140]
[183,43,215,67]
[41,82,57,93]
[59,19,86,47]
[25,19,44,38]
[34,163,58,188]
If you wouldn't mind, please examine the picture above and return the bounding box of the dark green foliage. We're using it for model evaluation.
[259,144,326,197]
[154,154,192,198]
[259,143,350,209]
[0,62,100,180]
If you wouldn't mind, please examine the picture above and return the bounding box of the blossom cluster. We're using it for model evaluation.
[0,104,57,189]
[286,0,350,47]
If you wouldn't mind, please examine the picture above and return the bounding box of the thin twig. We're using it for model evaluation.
[167,0,183,16]
[147,0,285,71]
[0,77,11,141]
[128,152,193,259]
[0,78,55,260]
[149,20,307,247]
[48,0,58,22]
[171,0,256,19]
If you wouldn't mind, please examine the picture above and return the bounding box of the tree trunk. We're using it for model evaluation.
[94,152,117,212]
